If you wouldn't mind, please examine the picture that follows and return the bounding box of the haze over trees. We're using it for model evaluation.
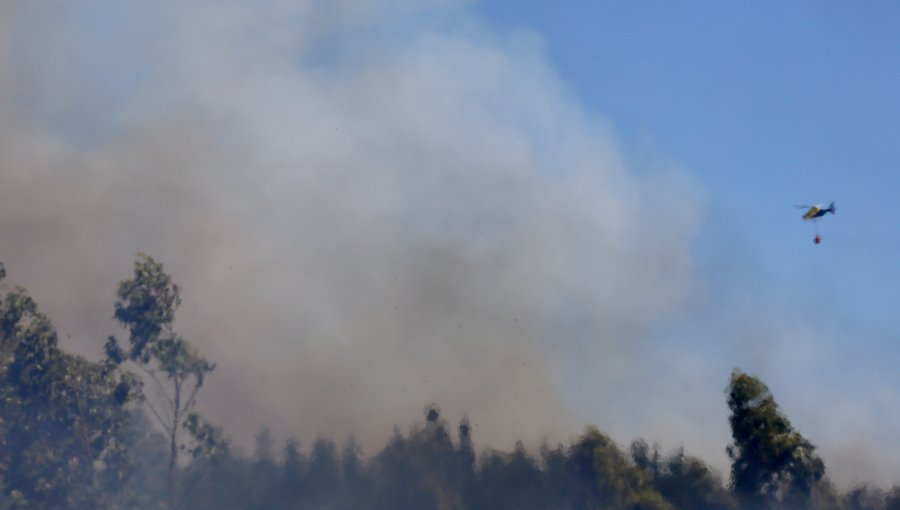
[0,256,897,509]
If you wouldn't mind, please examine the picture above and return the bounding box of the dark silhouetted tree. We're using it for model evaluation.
[455,416,476,503]
[726,369,826,510]
[653,448,737,510]
[299,437,347,509]
[540,441,573,507]
[566,426,672,510]
[341,435,366,507]
[367,405,466,510]
[845,485,885,510]
[887,486,900,510]
[477,441,544,510]
[277,438,306,506]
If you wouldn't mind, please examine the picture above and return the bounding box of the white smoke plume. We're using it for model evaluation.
[3,0,703,462]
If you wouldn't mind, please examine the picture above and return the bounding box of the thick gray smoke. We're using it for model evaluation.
[1,0,703,453]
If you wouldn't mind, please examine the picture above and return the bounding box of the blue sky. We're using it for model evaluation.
[477,0,900,485]
[479,1,900,318]
[1,0,898,489]
[485,0,900,480]
[475,2,900,334]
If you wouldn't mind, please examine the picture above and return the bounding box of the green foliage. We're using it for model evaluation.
[477,442,543,510]
[726,369,826,510]
[2,258,899,509]
[112,254,182,364]
[566,426,671,510]
[183,412,228,463]
[0,272,139,508]
[108,254,218,507]
[367,406,470,510]
[644,446,738,510]
[110,254,214,383]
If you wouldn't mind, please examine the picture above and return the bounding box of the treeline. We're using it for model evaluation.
[0,256,898,509]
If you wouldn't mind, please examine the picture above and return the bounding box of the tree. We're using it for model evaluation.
[106,254,216,507]
[476,441,544,510]
[566,426,672,510]
[341,435,367,508]
[368,405,466,510]
[0,264,140,508]
[277,438,306,507]
[844,485,884,510]
[455,416,476,504]
[305,438,343,509]
[887,486,900,510]
[655,449,737,510]
[725,369,825,510]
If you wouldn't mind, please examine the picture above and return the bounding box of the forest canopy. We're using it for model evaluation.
[0,256,897,509]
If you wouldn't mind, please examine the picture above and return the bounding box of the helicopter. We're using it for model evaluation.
[795,201,835,244]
